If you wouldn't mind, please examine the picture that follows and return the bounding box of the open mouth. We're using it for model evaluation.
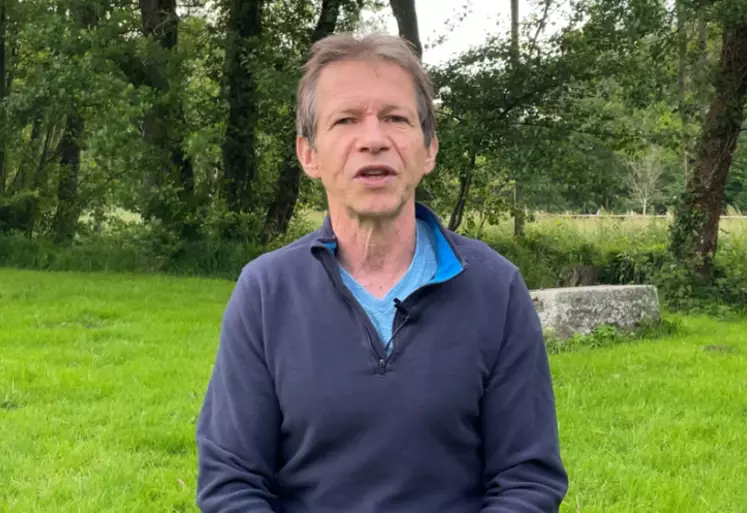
[354,166,396,179]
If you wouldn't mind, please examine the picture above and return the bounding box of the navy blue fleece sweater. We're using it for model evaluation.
[195,204,568,513]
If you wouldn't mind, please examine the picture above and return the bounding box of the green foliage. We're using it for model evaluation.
[0,224,265,280]
[471,214,747,312]
[724,133,747,211]
[0,0,745,313]
[545,317,681,355]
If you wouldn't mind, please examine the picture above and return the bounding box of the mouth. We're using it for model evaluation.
[354,165,397,181]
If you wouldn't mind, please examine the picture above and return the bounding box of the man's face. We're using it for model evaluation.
[297,58,438,221]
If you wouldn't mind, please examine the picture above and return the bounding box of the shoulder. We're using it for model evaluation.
[237,230,320,283]
[226,229,325,313]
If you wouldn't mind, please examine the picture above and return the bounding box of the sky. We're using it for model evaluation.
[378,0,569,66]
[390,0,515,65]
[186,1,569,67]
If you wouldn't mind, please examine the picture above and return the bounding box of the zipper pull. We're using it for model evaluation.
[378,359,387,375]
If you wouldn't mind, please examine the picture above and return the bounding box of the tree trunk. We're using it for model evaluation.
[676,0,688,179]
[696,17,709,125]
[672,21,747,277]
[0,0,7,196]
[139,0,196,238]
[448,152,476,231]
[511,0,525,237]
[18,117,45,237]
[49,4,100,244]
[52,114,84,244]
[389,0,422,59]
[263,0,343,238]
[140,0,177,48]
[222,0,262,217]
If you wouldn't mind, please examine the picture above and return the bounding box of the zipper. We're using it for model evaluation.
[314,244,468,373]
[382,309,411,360]
[316,248,390,363]
[343,286,389,363]
[380,268,468,363]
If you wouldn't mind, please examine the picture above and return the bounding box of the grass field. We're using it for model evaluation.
[300,207,747,246]
[1,268,746,512]
[498,213,747,244]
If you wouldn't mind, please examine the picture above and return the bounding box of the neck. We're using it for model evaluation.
[330,204,418,297]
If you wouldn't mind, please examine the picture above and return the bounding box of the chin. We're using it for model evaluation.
[350,197,410,220]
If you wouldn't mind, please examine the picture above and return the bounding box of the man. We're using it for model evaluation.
[196,33,568,513]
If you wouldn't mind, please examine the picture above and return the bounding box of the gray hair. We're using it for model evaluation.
[296,33,437,147]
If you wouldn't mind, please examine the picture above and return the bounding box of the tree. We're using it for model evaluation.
[626,146,666,215]
[389,0,421,58]
[52,1,101,244]
[0,0,9,196]
[102,0,198,241]
[427,0,664,230]
[263,0,346,237]
[724,132,747,211]
[676,0,689,178]
[222,0,263,218]
[511,0,524,237]
[671,3,747,277]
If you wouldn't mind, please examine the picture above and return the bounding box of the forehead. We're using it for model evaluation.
[315,58,417,113]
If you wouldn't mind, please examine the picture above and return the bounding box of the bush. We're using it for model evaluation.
[0,204,322,279]
[477,216,747,313]
[2,211,746,313]
[544,317,681,354]
[0,226,270,280]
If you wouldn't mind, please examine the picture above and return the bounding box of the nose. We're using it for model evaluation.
[357,115,390,154]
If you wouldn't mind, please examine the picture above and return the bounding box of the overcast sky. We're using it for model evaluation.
[186,1,569,67]
[380,0,569,66]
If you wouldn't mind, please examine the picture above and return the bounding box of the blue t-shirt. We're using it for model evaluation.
[339,218,438,352]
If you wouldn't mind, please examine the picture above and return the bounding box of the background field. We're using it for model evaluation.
[4,211,747,305]
[300,209,747,249]
[2,268,746,512]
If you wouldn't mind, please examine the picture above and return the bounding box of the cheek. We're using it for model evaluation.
[315,146,351,187]
[315,141,340,166]
[402,143,428,168]
[394,133,425,160]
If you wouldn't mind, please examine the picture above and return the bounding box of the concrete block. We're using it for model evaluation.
[529,285,661,340]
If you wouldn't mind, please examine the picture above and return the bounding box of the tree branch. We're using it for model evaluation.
[528,0,552,56]
[506,120,626,142]
[389,0,422,59]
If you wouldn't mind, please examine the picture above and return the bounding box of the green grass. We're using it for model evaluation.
[300,208,747,248]
[0,269,234,512]
[1,268,746,512]
[553,322,747,512]
[478,213,747,247]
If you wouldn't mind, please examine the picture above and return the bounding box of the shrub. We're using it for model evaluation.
[544,317,681,355]
[2,211,746,313]
[477,216,747,313]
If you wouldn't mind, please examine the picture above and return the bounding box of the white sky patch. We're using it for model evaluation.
[380,0,572,66]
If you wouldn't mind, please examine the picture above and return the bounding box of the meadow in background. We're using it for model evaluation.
[2,267,746,513]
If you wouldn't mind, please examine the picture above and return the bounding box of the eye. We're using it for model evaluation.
[334,117,355,126]
[387,115,409,124]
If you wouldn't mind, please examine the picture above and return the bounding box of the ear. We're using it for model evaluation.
[423,133,439,176]
[297,136,320,179]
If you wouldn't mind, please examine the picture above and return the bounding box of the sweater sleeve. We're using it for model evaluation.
[196,267,280,513]
[480,269,569,512]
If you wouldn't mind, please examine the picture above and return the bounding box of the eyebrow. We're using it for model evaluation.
[325,104,413,123]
